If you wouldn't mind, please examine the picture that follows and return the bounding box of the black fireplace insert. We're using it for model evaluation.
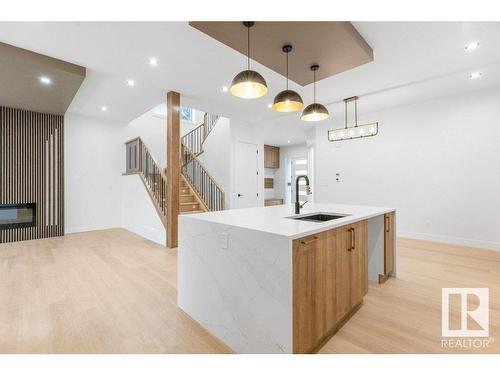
[0,203,36,229]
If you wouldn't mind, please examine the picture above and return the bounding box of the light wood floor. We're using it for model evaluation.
[1,229,498,353]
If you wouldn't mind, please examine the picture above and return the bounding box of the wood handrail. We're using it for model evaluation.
[126,136,167,181]
[182,123,204,143]
[181,145,225,195]
[204,113,220,139]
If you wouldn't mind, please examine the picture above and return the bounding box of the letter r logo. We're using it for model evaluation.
[442,288,489,337]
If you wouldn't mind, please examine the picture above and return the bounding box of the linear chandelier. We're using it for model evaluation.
[328,96,378,142]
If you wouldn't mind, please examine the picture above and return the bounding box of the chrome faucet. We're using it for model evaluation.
[295,175,311,214]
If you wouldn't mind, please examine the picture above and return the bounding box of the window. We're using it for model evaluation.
[180,107,194,122]
[126,139,140,174]
[291,157,309,204]
[152,103,196,123]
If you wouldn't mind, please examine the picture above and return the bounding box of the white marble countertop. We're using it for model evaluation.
[181,203,395,239]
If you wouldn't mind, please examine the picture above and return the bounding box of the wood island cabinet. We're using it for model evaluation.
[379,212,395,283]
[292,220,368,353]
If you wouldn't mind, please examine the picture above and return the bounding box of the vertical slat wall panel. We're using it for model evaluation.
[0,106,64,244]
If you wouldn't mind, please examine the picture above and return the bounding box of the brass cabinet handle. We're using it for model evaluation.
[352,227,356,251]
[300,236,318,245]
[385,215,390,233]
[347,228,353,251]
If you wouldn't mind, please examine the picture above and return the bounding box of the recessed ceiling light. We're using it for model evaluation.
[127,79,135,87]
[101,106,108,112]
[465,41,480,51]
[287,140,291,144]
[267,104,272,109]
[149,57,159,66]
[470,71,482,80]
[39,76,52,85]
[222,86,228,93]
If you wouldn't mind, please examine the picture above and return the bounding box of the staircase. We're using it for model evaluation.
[124,112,224,230]
[124,137,169,226]
[181,113,225,211]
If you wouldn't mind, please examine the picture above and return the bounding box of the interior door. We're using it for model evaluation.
[234,140,259,208]
[290,156,309,204]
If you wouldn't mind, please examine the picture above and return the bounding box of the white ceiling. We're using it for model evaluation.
[1,21,500,146]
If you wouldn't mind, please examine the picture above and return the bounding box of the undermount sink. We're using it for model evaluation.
[289,213,349,223]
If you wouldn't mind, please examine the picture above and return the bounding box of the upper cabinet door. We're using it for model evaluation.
[264,145,280,168]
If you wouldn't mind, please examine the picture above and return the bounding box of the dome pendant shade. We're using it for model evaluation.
[301,64,330,122]
[272,90,303,112]
[301,103,329,121]
[230,69,268,99]
[272,44,303,112]
[230,21,268,99]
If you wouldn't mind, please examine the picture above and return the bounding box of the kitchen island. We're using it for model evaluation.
[178,203,396,353]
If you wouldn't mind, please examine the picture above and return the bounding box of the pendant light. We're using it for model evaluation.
[230,21,268,99]
[272,45,303,112]
[301,64,330,122]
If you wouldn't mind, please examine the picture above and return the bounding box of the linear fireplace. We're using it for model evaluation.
[0,203,36,229]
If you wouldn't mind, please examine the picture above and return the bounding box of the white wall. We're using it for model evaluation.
[123,110,167,167]
[64,113,124,233]
[197,117,232,209]
[314,86,500,250]
[121,175,166,245]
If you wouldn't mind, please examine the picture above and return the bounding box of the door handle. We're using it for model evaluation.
[238,194,244,197]
[347,228,353,251]
[300,236,318,245]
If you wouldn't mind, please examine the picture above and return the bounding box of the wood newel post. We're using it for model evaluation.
[167,91,180,248]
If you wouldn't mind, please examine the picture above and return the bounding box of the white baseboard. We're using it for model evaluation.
[67,224,165,246]
[398,231,500,252]
[65,223,120,234]
[122,224,166,246]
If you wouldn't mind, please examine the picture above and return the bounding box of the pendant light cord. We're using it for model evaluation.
[313,70,316,104]
[354,98,358,127]
[247,25,250,70]
[344,100,348,129]
[344,97,359,129]
[286,51,289,90]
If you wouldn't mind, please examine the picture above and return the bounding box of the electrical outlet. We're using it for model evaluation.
[221,232,228,249]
